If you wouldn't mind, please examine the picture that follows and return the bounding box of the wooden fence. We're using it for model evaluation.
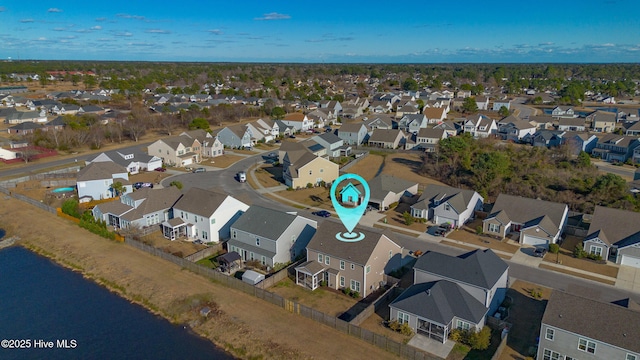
[349,284,402,326]
[123,237,438,360]
[184,245,222,262]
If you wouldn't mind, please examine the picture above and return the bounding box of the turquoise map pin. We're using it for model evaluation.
[330,173,370,242]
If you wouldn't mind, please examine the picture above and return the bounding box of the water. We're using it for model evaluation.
[0,246,234,360]
[51,187,75,193]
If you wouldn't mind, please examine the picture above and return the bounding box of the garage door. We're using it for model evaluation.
[522,235,549,247]
[620,254,640,268]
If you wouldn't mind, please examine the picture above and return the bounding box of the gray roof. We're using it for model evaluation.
[414,249,508,290]
[158,134,198,150]
[121,187,182,221]
[542,290,640,353]
[590,110,616,123]
[416,127,445,139]
[364,175,417,202]
[77,162,127,181]
[306,221,399,266]
[390,281,488,325]
[87,149,155,167]
[558,117,586,126]
[315,132,342,145]
[414,185,479,213]
[173,187,239,217]
[338,122,366,133]
[230,205,298,240]
[586,206,640,247]
[368,129,405,143]
[9,121,43,130]
[487,193,567,230]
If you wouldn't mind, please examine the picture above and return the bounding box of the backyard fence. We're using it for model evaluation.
[491,333,509,360]
[123,237,436,360]
[349,283,402,326]
[0,187,57,214]
[339,151,369,172]
[184,245,222,263]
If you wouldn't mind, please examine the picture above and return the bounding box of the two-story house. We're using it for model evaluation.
[280,113,314,132]
[163,187,249,243]
[363,115,395,133]
[295,221,404,297]
[310,132,348,158]
[582,206,640,268]
[411,184,484,228]
[214,124,253,149]
[591,134,640,163]
[337,123,368,145]
[497,115,536,141]
[180,129,224,158]
[76,162,132,202]
[551,106,576,118]
[423,107,447,124]
[282,146,339,189]
[483,194,568,248]
[588,110,617,133]
[492,99,511,112]
[413,128,447,152]
[463,115,497,138]
[537,291,640,360]
[558,117,587,132]
[397,114,428,134]
[390,249,508,344]
[147,134,201,167]
[227,206,317,267]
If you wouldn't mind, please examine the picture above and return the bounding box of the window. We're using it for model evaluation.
[456,320,471,331]
[309,170,312,175]
[339,276,345,287]
[366,265,371,274]
[232,230,237,239]
[397,312,409,325]
[545,328,554,341]
[256,238,260,246]
[590,245,603,257]
[444,204,450,211]
[351,263,355,270]
[389,250,393,260]
[578,338,596,354]
[627,354,638,360]
[202,231,208,240]
[542,349,561,360]
[249,252,255,260]
[210,218,215,224]
[261,256,266,266]
[340,260,345,270]
[318,254,323,263]
[325,256,330,265]
[488,223,500,233]
[350,280,360,292]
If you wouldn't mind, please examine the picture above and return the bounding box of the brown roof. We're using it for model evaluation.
[417,128,445,139]
[542,290,640,353]
[77,162,127,181]
[173,187,239,217]
[284,112,305,121]
[368,129,405,143]
[423,107,446,119]
[586,206,640,246]
[487,194,567,230]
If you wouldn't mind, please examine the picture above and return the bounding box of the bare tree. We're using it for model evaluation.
[123,115,148,142]
[88,125,105,149]
[158,114,179,136]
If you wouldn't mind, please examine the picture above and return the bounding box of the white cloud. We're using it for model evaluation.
[146,29,171,34]
[254,12,290,21]
[208,29,223,35]
[117,13,145,21]
[114,31,133,37]
[48,8,63,13]
[91,26,102,30]
[95,17,107,22]
[20,19,34,23]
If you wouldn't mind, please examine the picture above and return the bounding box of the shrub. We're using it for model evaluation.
[574,243,587,259]
[61,198,81,218]
[400,323,414,336]
[306,183,314,189]
[468,326,491,350]
[169,181,183,189]
[449,329,464,342]
[350,291,360,298]
[402,211,414,225]
[388,202,399,209]
[388,320,401,331]
[549,243,560,254]
[587,253,602,261]
[475,226,483,235]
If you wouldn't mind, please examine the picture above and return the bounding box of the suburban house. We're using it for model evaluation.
[163,187,249,243]
[367,129,407,149]
[413,128,447,152]
[86,149,162,174]
[588,110,617,133]
[147,134,202,167]
[591,134,640,163]
[227,206,318,267]
[295,221,404,298]
[362,174,418,210]
[92,186,182,231]
[551,106,576,118]
[363,115,395,132]
[558,117,587,132]
[434,120,462,137]
[76,162,132,202]
[566,133,598,155]
[282,147,339,189]
[310,132,349,158]
[473,96,489,111]
[319,100,342,117]
[214,124,253,149]
[4,110,48,124]
[7,121,44,135]
[337,123,368,145]
[390,249,508,344]
[524,130,566,148]
[497,115,537,141]
[397,114,428,134]
[423,107,447,124]
[180,129,224,158]
[280,112,314,132]
[492,99,511,112]
[483,194,568,248]
[582,206,640,268]
[537,291,640,360]
[411,185,484,228]
[624,121,640,136]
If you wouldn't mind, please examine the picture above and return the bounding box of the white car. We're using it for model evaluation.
[237,171,247,182]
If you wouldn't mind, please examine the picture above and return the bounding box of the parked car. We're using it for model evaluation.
[267,152,277,158]
[534,247,548,258]
[237,171,247,182]
[193,167,206,173]
[289,135,296,139]
[134,182,154,190]
[154,167,166,172]
[312,210,331,218]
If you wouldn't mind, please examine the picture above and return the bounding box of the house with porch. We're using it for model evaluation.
[497,115,536,141]
[582,206,640,268]
[410,185,483,228]
[363,115,395,133]
[76,162,132,202]
[227,206,317,267]
[147,134,202,167]
[280,113,314,132]
[483,194,568,248]
[310,132,348,158]
[390,249,508,344]
[364,174,418,211]
[537,291,640,360]
[591,134,640,163]
[180,129,224,158]
[397,114,427,134]
[86,149,162,174]
[92,187,182,231]
[423,107,447,124]
[295,221,404,298]
[558,117,587,132]
[434,120,462,137]
[463,115,497,138]
[214,124,253,149]
[163,187,249,243]
[413,128,447,152]
[367,129,407,149]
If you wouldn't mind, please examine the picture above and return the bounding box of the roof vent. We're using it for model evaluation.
[426,289,431,296]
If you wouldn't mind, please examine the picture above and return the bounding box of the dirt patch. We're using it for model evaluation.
[347,154,385,180]
[447,221,520,254]
[539,264,616,285]
[139,231,208,258]
[269,278,358,317]
[498,280,551,360]
[253,164,284,188]
[204,154,245,169]
[273,187,333,210]
[543,243,618,279]
[0,197,401,360]
[383,153,445,186]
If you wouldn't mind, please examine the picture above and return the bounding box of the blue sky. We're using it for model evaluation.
[1,0,639,63]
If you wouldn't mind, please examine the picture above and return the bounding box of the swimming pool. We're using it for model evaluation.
[52,187,75,193]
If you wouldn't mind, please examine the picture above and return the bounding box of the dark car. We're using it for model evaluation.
[134,182,154,190]
[289,135,296,139]
[312,210,331,218]
[193,167,206,173]
[154,167,167,172]
[534,248,548,258]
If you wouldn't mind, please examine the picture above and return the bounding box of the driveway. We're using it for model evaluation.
[616,265,640,292]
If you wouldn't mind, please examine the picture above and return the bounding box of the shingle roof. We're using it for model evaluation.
[414,249,508,290]
[231,205,299,240]
[414,185,478,214]
[542,290,640,353]
[586,206,640,247]
[173,187,238,217]
[338,122,366,133]
[417,128,445,139]
[77,162,127,181]
[390,281,488,325]
[364,175,417,202]
[487,194,566,231]
[368,129,405,143]
[120,187,182,221]
[306,221,399,266]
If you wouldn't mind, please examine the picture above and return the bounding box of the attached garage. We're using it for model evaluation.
[620,254,640,268]
[521,234,549,247]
